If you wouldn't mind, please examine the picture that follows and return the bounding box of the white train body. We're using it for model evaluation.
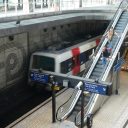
[29,36,101,85]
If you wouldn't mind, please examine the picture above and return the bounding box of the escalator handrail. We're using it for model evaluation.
[102,20,128,81]
[57,0,127,124]
[99,36,121,81]
[86,38,108,78]
[97,9,126,81]
[86,7,123,79]
[102,9,128,81]
[56,89,76,121]
[75,9,123,123]
[84,2,128,121]
[94,0,124,55]
[84,7,125,122]
[75,93,96,126]
[75,2,126,126]
[56,89,81,121]
[75,1,127,127]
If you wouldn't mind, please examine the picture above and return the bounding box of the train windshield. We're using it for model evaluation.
[32,55,55,72]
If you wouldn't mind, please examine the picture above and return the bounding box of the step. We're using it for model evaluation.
[90,75,99,80]
[92,72,102,77]
[94,68,103,73]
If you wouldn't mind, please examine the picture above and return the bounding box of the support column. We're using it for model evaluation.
[81,82,84,128]
[23,0,29,14]
[115,70,120,95]
[79,0,82,7]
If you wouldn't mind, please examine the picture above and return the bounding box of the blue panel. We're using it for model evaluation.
[113,58,125,72]
[30,72,49,84]
[84,82,107,95]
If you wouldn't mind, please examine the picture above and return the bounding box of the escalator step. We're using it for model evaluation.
[116,23,125,27]
[90,76,98,80]
[74,106,81,112]
[115,29,124,33]
[79,97,90,103]
[115,26,125,30]
[92,72,101,77]
[119,18,127,21]
[118,21,127,24]
[96,65,103,68]
[72,111,78,117]
[94,68,102,72]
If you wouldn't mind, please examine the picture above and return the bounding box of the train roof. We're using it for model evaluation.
[32,35,101,57]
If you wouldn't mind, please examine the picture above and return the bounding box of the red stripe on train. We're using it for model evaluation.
[96,38,100,46]
[71,48,80,75]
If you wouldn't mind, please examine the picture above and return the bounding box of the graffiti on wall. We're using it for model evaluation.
[0,33,28,89]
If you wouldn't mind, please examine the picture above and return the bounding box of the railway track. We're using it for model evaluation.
[6,88,68,128]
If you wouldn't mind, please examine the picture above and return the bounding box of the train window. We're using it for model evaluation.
[60,25,63,29]
[52,27,56,30]
[35,0,48,8]
[86,49,93,61]
[44,28,47,32]
[7,0,23,10]
[67,24,71,27]
[80,52,86,64]
[61,59,72,73]
[32,55,55,72]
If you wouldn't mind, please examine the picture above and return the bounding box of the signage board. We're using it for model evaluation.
[30,72,49,84]
[84,82,108,95]
[113,58,125,72]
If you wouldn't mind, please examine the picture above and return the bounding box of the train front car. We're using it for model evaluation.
[28,35,101,89]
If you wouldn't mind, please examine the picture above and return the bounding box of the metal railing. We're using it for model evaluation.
[0,0,121,17]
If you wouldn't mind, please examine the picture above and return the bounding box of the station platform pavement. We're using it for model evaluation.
[7,71,128,128]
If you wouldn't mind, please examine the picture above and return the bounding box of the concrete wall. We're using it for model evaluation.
[0,20,108,90]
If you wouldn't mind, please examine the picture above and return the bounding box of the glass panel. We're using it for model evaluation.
[32,55,55,72]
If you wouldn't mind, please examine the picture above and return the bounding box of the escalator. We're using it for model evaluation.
[67,92,91,122]
[75,7,128,126]
[56,0,128,126]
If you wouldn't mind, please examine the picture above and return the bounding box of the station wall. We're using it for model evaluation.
[0,20,108,90]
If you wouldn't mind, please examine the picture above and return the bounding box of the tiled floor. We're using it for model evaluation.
[7,71,128,128]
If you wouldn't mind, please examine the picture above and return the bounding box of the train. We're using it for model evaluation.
[28,35,101,87]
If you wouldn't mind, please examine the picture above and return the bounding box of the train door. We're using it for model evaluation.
[71,48,80,75]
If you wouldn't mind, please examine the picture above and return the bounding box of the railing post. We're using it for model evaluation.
[33,0,35,12]
[41,0,43,11]
[80,82,84,128]
[23,0,30,14]
[115,52,120,95]
[59,0,61,11]
[4,0,7,16]
[50,75,56,123]
[79,0,82,7]
[15,2,18,15]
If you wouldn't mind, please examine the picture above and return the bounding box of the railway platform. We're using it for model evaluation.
[6,71,128,128]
